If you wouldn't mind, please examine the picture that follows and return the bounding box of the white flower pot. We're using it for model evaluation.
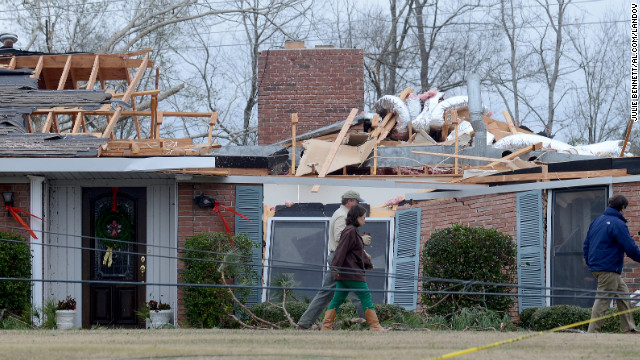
[149,309,171,329]
[55,310,76,330]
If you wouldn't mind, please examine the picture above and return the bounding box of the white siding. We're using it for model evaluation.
[46,185,82,328]
[146,184,177,322]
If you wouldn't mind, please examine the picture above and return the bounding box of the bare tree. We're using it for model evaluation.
[488,0,538,127]
[526,0,573,137]
[412,1,497,93]
[565,14,627,144]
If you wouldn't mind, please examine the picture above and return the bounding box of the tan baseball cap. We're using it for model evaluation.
[342,190,364,203]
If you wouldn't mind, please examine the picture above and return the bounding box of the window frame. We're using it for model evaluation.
[262,216,395,303]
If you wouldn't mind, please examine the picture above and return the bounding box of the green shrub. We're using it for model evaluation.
[521,306,640,333]
[518,307,539,328]
[0,231,32,315]
[450,307,514,331]
[424,314,449,330]
[421,224,516,316]
[528,305,590,331]
[181,232,258,328]
[41,298,58,329]
[248,301,308,327]
[374,303,425,328]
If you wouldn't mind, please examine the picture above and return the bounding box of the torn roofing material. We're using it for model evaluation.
[0,133,108,157]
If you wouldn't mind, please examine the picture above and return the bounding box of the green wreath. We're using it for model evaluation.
[96,206,134,249]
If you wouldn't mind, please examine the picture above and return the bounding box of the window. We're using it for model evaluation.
[551,187,607,307]
[263,217,394,304]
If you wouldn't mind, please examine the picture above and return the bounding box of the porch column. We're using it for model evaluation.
[28,175,45,325]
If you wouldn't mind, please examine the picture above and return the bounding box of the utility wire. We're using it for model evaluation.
[1,228,637,301]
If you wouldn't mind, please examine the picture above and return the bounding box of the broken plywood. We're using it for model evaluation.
[296,138,376,176]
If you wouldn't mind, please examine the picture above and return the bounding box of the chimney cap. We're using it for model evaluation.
[0,33,17,44]
[284,41,305,49]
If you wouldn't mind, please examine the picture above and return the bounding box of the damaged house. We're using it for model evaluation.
[0,39,638,328]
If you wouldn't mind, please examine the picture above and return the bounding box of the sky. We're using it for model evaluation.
[0,0,636,145]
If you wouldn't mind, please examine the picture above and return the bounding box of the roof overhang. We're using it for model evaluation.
[0,156,215,173]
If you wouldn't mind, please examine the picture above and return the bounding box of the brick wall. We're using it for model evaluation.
[257,45,364,145]
[614,182,640,288]
[176,183,237,325]
[0,183,31,240]
[412,193,519,315]
[413,183,640,314]
[416,193,519,242]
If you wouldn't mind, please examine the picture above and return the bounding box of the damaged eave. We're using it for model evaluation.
[406,174,640,201]
[0,156,215,172]
[180,173,488,191]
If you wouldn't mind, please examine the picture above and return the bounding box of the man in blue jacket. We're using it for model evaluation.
[583,194,640,333]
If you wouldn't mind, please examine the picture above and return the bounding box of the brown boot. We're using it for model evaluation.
[321,309,337,331]
[364,308,388,331]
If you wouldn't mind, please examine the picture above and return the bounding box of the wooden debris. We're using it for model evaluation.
[461,168,627,184]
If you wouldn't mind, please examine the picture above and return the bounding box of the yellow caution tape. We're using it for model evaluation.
[429,306,640,360]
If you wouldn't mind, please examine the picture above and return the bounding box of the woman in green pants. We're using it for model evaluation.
[321,204,386,331]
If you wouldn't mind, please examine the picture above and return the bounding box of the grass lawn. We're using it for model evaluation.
[1,329,639,360]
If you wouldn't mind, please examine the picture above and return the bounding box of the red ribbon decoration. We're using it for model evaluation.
[211,201,249,245]
[5,205,45,240]
[111,187,118,212]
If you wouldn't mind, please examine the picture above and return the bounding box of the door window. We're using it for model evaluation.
[551,187,607,307]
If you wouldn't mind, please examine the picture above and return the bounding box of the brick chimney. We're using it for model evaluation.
[257,42,364,145]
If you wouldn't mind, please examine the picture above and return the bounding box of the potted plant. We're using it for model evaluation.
[147,300,171,329]
[55,296,76,330]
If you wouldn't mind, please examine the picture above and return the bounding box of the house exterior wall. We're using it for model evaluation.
[176,182,237,325]
[416,194,519,241]
[412,183,640,313]
[257,46,365,145]
[412,193,519,314]
[614,182,640,289]
[0,183,31,240]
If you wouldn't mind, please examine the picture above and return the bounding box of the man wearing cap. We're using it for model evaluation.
[296,190,366,329]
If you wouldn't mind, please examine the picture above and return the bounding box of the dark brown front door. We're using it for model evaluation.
[82,187,146,328]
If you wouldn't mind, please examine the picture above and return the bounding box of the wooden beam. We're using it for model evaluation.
[86,55,100,89]
[372,87,413,140]
[412,150,514,163]
[485,142,542,168]
[112,89,161,98]
[207,112,218,146]
[377,115,397,144]
[290,113,298,175]
[311,108,359,192]
[502,110,518,135]
[57,55,73,90]
[71,112,84,133]
[462,169,627,184]
[7,57,16,70]
[30,56,44,79]
[41,112,55,133]
[126,68,141,139]
[620,116,635,157]
[371,114,379,175]
[150,95,158,139]
[102,54,149,138]
[453,110,459,174]
[441,110,451,142]
[27,115,33,133]
[155,110,163,139]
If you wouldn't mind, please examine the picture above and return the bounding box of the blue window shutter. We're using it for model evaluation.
[517,190,545,311]
[235,185,263,306]
[390,208,421,310]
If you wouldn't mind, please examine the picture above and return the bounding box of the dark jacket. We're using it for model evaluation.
[583,207,640,274]
[331,225,372,282]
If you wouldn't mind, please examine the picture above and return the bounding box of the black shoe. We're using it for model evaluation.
[624,329,640,334]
